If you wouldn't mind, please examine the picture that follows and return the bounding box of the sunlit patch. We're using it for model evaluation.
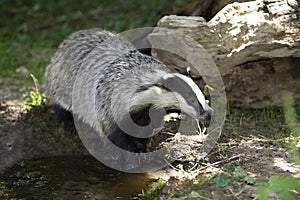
[163,113,182,122]
[273,157,299,173]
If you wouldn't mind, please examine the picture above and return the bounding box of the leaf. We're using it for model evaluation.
[233,166,247,179]
[211,174,232,187]
[258,182,269,200]
[189,191,201,198]
[244,176,255,185]
[258,175,300,200]
[222,164,235,173]
[269,175,300,193]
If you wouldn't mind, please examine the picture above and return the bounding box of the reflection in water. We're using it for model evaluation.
[0,156,150,199]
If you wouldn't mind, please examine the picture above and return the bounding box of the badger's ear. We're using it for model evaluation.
[181,67,191,77]
[174,67,191,77]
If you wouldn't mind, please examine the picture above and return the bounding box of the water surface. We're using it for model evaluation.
[0,156,150,199]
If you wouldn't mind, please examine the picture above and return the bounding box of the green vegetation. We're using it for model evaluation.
[21,90,46,110]
[210,165,255,187]
[21,74,47,110]
[258,175,300,200]
[225,106,287,141]
[139,181,166,200]
[283,92,300,164]
[0,0,188,82]
[162,177,214,200]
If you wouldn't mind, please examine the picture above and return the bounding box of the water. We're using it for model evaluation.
[0,156,150,200]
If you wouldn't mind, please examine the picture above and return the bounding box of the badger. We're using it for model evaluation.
[44,28,214,153]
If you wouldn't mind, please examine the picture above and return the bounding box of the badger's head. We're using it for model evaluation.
[130,73,214,127]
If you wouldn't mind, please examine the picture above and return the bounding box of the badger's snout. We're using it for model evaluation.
[200,106,214,127]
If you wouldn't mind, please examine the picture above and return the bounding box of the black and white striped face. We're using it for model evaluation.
[131,73,214,127]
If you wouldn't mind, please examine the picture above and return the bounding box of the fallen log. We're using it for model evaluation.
[149,0,300,108]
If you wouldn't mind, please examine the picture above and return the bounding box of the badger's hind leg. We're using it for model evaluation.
[53,104,76,131]
[108,127,148,153]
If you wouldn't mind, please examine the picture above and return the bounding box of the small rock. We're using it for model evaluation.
[16,66,30,77]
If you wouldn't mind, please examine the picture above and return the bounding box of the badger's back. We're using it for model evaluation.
[44,29,172,130]
[45,29,135,109]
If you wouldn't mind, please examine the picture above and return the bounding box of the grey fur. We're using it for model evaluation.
[44,28,212,151]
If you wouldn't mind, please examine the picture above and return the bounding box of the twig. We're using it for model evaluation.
[197,154,243,172]
[164,158,181,171]
[30,74,39,94]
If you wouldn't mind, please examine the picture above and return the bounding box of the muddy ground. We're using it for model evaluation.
[0,78,299,199]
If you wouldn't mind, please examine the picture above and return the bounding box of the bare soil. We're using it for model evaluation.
[148,109,300,199]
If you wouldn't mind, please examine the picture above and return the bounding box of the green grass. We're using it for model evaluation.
[0,0,190,82]
[224,106,288,142]
[0,37,52,82]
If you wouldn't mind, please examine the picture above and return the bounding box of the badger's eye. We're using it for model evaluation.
[188,97,198,106]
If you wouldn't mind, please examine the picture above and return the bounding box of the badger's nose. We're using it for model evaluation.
[200,112,211,127]
[200,107,214,127]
